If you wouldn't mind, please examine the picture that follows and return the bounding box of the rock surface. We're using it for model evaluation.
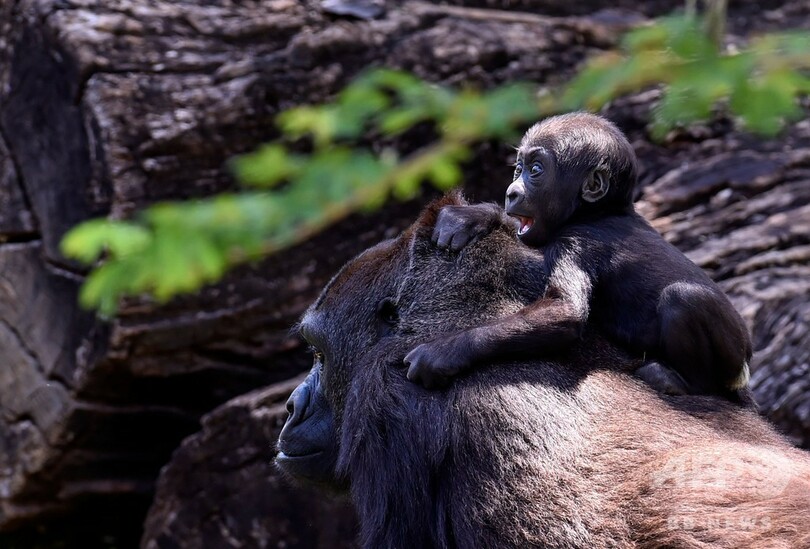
[142,375,357,549]
[0,0,807,546]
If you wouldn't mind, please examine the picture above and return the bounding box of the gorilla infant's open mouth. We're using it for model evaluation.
[509,214,534,236]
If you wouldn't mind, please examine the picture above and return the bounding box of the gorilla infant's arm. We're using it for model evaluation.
[407,113,752,400]
[405,251,594,389]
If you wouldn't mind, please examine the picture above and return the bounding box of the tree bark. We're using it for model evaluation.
[0,0,807,545]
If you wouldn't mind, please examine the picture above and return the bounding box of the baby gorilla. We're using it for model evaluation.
[405,112,753,402]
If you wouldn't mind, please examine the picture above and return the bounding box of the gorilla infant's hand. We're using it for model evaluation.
[432,203,504,252]
[405,337,472,389]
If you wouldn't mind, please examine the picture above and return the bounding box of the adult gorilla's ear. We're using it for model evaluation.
[582,169,609,203]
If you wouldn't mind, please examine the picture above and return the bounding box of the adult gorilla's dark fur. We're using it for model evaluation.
[277,193,810,548]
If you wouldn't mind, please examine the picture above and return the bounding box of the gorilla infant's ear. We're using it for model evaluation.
[582,169,609,203]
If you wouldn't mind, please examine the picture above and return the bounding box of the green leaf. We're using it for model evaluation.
[392,171,422,200]
[478,84,539,137]
[379,107,429,135]
[277,106,337,144]
[561,53,626,110]
[622,21,669,52]
[664,16,716,60]
[730,70,802,136]
[80,261,131,317]
[428,155,462,190]
[355,69,422,95]
[336,81,390,136]
[61,219,151,264]
[231,144,302,187]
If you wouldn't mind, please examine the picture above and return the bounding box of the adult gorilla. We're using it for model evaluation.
[277,193,810,548]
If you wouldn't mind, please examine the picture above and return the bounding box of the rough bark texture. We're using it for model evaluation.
[0,0,807,546]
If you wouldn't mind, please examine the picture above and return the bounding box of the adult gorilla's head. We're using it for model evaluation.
[277,193,810,548]
[277,192,548,485]
[275,216,412,491]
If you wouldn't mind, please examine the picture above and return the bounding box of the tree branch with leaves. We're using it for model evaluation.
[61,12,810,316]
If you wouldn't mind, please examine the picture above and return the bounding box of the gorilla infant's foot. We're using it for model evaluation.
[635,362,690,395]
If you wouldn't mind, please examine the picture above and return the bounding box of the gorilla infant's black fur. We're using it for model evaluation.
[277,193,810,548]
[406,112,752,401]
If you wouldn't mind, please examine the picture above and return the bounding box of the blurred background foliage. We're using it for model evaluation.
[61,7,810,316]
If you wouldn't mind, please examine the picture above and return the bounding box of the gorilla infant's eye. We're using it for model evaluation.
[377,297,399,326]
[513,162,523,179]
[530,162,543,176]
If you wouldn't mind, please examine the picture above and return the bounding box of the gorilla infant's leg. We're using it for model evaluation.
[657,282,751,397]
[635,361,690,395]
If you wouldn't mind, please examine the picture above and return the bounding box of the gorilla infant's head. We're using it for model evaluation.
[507,112,639,245]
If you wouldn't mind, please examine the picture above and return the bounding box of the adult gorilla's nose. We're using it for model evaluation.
[285,382,312,427]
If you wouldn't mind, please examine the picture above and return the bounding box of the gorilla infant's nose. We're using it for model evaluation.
[505,182,524,209]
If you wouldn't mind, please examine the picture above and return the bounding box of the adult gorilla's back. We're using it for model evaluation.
[277,194,810,548]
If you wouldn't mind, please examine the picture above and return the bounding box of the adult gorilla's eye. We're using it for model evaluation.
[310,346,324,365]
[513,162,523,179]
[377,298,399,326]
[530,162,543,176]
